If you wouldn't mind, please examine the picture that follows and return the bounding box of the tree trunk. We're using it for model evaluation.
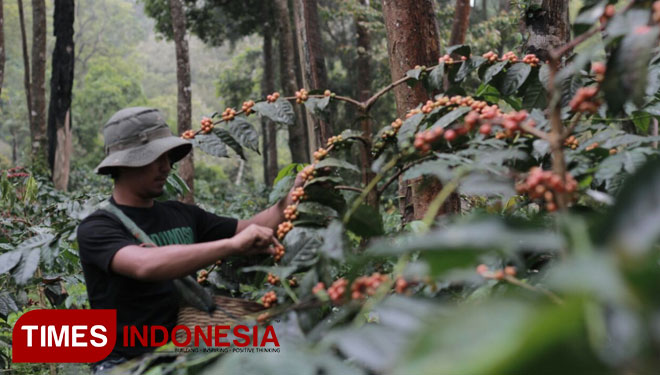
[381,0,460,224]
[356,0,377,207]
[18,0,33,135]
[262,28,278,186]
[449,0,471,46]
[48,0,75,191]
[482,0,487,20]
[0,0,5,98]
[31,0,48,172]
[293,0,331,151]
[524,0,570,61]
[274,0,309,164]
[170,0,195,203]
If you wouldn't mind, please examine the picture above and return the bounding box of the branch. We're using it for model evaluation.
[335,185,363,193]
[519,121,551,141]
[377,155,435,196]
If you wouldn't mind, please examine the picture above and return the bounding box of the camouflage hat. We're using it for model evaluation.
[95,107,192,175]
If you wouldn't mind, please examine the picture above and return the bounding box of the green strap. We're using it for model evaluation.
[98,199,216,314]
[98,200,156,246]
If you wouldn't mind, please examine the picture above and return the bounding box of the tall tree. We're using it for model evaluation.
[274,0,310,163]
[262,24,278,186]
[18,0,32,132]
[48,0,75,191]
[449,0,471,46]
[524,0,570,61]
[31,0,48,171]
[382,0,459,223]
[355,0,376,206]
[169,0,194,203]
[293,0,331,151]
[0,0,5,98]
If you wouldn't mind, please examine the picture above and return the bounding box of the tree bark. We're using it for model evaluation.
[31,0,48,172]
[293,0,331,152]
[48,0,75,191]
[274,0,310,163]
[524,0,570,61]
[170,0,195,203]
[356,0,376,207]
[0,0,5,98]
[262,28,278,186]
[449,0,471,46]
[18,0,33,135]
[381,0,460,223]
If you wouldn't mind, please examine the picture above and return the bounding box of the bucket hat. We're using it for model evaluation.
[95,107,192,175]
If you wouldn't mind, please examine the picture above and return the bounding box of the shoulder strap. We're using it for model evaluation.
[98,199,156,246]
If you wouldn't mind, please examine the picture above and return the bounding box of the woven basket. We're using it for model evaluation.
[175,295,264,344]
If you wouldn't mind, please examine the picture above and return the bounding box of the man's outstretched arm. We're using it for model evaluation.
[111,224,278,281]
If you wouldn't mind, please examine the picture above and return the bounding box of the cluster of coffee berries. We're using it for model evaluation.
[300,165,316,182]
[290,187,306,203]
[585,142,599,152]
[515,167,578,212]
[327,278,349,304]
[501,51,518,63]
[257,312,270,325]
[326,134,343,147]
[200,117,214,134]
[197,269,208,284]
[600,4,616,24]
[654,1,660,23]
[564,135,579,150]
[522,54,540,67]
[288,277,298,287]
[324,89,333,97]
[482,51,499,63]
[273,243,285,262]
[609,148,618,155]
[261,291,277,308]
[569,86,601,114]
[295,88,309,103]
[496,110,536,139]
[313,147,328,162]
[591,62,606,82]
[277,221,294,239]
[266,92,281,103]
[476,264,516,280]
[413,127,447,152]
[283,205,298,221]
[350,273,389,300]
[438,54,455,64]
[221,107,237,122]
[312,282,326,294]
[242,100,255,115]
[181,129,196,140]
[267,273,280,285]
[394,277,411,294]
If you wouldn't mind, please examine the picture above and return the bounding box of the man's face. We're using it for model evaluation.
[117,153,172,198]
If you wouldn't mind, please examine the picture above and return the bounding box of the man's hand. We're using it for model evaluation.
[231,224,280,256]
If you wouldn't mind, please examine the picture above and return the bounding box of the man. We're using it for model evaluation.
[77,107,300,372]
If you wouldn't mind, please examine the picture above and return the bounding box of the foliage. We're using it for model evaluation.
[5,1,660,375]
[116,3,660,374]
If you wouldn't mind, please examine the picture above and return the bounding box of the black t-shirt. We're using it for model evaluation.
[76,197,237,360]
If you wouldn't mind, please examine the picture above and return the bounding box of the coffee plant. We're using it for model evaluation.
[5,1,660,374]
